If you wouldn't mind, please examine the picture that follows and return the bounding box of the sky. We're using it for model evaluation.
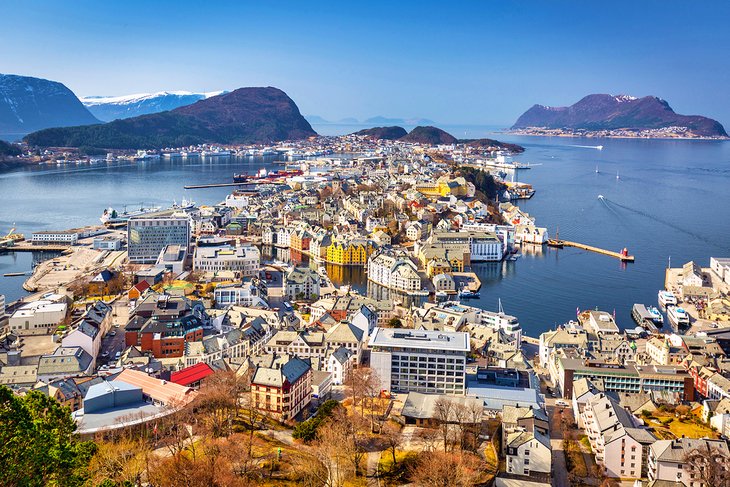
[2,0,730,126]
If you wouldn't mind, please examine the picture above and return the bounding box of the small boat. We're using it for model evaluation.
[658,290,677,308]
[595,165,599,174]
[458,289,481,299]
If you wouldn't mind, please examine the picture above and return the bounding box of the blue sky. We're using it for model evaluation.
[2,1,729,126]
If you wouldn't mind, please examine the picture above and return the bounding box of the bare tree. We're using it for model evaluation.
[382,421,403,466]
[683,441,730,486]
[408,450,484,487]
[433,397,455,452]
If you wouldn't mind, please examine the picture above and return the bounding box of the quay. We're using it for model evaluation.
[184,181,286,190]
[549,239,635,262]
[1,243,71,252]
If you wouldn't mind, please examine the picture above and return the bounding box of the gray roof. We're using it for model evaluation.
[251,354,311,387]
[651,438,729,463]
[368,327,469,352]
[37,347,93,376]
[401,392,483,420]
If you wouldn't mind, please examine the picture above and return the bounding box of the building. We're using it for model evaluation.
[369,327,470,395]
[284,267,320,301]
[538,325,588,368]
[8,299,67,336]
[556,356,694,401]
[37,346,94,383]
[710,257,730,285]
[428,230,504,262]
[127,214,191,264]
[250,354,312,421]
[93,236,123,251]
[193,244,260,277]
[213,280,268,308]
[581,392,656,479]
[648,438,730,486]
[31,230,79,245]
[156,244,188,275]
[400,391,483,427]
[505,428,552,477]
[367,250,422,294]
[325,238,376,266]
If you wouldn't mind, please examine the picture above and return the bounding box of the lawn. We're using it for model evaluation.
[377,449,419,485]
[647,413,718,440]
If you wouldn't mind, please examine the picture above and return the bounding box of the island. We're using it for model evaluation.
[510,94,728,139]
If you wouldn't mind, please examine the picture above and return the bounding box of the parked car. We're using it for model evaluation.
[556,400,569,407]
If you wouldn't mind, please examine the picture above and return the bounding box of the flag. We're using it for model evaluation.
[153,423,158,434]
[576,307,580,317]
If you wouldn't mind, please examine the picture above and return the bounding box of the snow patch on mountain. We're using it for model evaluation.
[81,90,225,106]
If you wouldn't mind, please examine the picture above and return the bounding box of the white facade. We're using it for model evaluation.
[127,215,191,264]
[505,431,552,477]
[369,328,469,396]
[8,300,67,335]
[31,231,78,245]
[214,283,267,308]
[194,244,260,276]
[368,251,422,293]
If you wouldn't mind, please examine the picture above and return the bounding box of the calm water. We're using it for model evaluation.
[2,128,729,337]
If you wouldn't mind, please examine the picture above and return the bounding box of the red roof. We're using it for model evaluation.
[133,280,151,293]
[170,362,215,386]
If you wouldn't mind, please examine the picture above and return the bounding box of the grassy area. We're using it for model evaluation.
[647,413,718,440]
[579,435,592,451]
[564,438,588,477]
[483,442,499,482]
[377,450,418,485]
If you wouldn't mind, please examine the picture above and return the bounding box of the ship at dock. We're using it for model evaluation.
[100,198,195,226]
[233,168,303,184]
[632,303,663,332]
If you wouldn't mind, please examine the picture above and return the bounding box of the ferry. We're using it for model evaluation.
[667,305,690,330]
[658,290,677,308]
[632,303,663,331]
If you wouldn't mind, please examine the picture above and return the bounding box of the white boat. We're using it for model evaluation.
[667,306,690,329]
[658,290,677,308]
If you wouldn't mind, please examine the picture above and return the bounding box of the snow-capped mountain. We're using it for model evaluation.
[81,90,226,121]
[0,73,99,138]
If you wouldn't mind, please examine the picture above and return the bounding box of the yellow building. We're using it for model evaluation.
[417,243,469,273]
[415,176,468,198]
[325,239,376,266]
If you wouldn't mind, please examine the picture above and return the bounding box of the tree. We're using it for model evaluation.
[0,386,95,486]
[86,437,151,486]
[387,317,403,328]
[408,450,484,487]
[683,441,730,486]
[433,397,456,452]
[382,422,403,466]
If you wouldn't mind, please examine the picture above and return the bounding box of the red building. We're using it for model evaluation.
[170,362,215,388]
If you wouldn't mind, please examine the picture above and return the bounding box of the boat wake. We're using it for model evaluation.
[600,196,724,249]
[569,145,604,150]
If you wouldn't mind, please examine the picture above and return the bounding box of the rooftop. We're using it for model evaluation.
[368,327,470,352]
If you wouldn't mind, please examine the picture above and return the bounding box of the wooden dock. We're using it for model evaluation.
[558,240,635,262]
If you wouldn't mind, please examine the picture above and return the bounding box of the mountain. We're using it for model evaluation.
[365,116,436,126]
[512,94,727,137]
[304,115,332,124]
[400,126,457,145]
[352,126,408,140]
[0,74,99,137]
[0,139,21,157]
[25,87,317,149]
[81,91,226,122]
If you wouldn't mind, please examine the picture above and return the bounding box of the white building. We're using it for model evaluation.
[193,244,260,276]
[284,267,320,301]
[8,300,67,336]
[505,429,552,477]
[429,230,504,261]
[367,251,422,293]
[327,347,352,385]
[369,327,470,395]
[213,281,268,308]
[649,438,729,486]
[710,257,730,285]
[581,393,656,479]
[479,308,522,347]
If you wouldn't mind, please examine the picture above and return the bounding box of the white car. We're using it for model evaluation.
[555,400,569,407]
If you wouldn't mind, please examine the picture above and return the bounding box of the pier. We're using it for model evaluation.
[183,181,286,190]
[554,240,635,262]
[0,243,70,252]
